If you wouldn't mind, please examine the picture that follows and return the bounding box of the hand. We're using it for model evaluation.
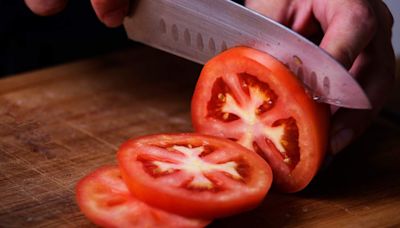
[24,0,130,27]
[245,0,396,154]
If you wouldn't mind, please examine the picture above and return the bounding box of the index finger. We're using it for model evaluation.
[313,0,377,69]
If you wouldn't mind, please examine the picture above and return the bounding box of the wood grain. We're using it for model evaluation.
[0,46,399,227]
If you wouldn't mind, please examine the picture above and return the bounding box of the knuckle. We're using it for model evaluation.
[349,1,377,33]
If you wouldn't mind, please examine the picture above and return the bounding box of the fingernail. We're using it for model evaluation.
[103,8,125,27]
[331,128,354,155]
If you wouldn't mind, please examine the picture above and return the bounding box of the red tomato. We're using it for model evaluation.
[117,133,272,219]
[191,47,329,193]
[76,166,210,228]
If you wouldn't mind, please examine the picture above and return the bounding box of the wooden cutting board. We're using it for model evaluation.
[0,46,399,227]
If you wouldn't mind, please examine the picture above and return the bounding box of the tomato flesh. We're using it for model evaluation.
[117,133,272,219]
[76,166,210,228]
[192,47,329,192]
[207,72,300,169]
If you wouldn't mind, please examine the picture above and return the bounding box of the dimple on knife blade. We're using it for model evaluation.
[123,0,371,109]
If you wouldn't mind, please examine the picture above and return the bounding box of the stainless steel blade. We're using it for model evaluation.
[124,0,371,109]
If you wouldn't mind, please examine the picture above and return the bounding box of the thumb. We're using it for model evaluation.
[314,0,377,69]
[91,0,130,28]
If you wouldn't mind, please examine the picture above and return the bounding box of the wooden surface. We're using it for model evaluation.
[0,46,399,227]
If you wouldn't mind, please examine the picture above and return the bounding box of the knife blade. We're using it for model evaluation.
[123,0,371,109]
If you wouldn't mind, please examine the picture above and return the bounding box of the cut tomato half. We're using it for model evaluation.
[191,47,329,192]
[76,166,210,227]
[117,133,272,219]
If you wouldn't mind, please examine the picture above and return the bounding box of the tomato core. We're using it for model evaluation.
[206,72,300,170]
[136,143,250,192]
[118,134,273,217]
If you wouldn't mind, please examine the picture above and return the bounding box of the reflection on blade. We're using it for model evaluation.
[124,0,371,109]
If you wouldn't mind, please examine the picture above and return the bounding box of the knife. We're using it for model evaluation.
[123,0,371,109]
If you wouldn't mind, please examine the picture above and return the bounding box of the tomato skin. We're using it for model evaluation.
[76,166,210,228]
[117,133,272,219]
[191,47,329,193]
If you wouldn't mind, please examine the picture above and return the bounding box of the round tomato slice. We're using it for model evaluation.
[76,166,210,228]
[191,47,329,193]
[117,133,272,219]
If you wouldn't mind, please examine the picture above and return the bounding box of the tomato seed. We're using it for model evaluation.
[218,93,226,102]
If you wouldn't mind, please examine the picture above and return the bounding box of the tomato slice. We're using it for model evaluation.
[76,166,210,227]
[191,47,329,193]
[117,133,272,219]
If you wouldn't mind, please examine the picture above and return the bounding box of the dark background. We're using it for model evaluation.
[0,0,245,78]
[0,1,130,78]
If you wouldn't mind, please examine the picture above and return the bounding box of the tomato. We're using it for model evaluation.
[75,166,210,228]
[117,133,272,219]
[191,47,329,193]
